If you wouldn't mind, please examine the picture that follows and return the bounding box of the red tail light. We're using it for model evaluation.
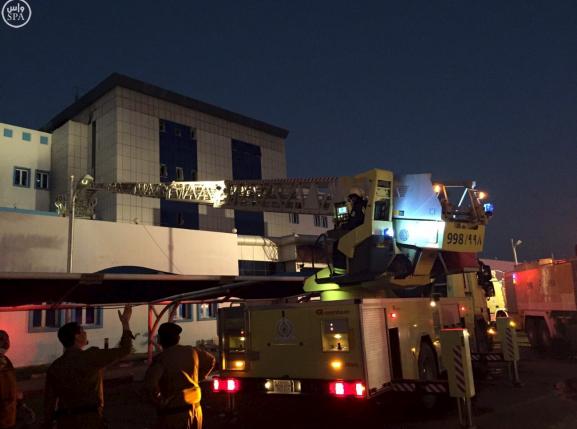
[329,381,366,398]
[226,378,240,392]
[212,377,240,393]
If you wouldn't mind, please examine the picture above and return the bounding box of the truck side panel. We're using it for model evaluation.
[246,303,365,381]
[506,261,577,314]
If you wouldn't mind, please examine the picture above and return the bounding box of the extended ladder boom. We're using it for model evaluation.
[91,177,340,215]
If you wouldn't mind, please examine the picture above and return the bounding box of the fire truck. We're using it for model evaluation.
[79,168,494,400]
[504,258,577,352]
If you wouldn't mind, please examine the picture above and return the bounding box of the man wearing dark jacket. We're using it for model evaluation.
[43,305,133,429]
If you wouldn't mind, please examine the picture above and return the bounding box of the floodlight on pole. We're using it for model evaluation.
[66,174,94,273]
[511,238,523,265]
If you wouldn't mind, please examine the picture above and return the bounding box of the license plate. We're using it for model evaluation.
[268,379,301,394]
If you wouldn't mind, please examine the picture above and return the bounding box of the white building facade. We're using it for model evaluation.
[0,123,52,212]
[0,74,332,367]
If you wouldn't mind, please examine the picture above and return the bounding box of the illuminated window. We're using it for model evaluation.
[321,319,350,352]
[35,170,50,190]
[3,128,12,138]
[197,303,217,320]
[13,167,30,187]
[289,213,299,224]
[22,132,31,141]
[314,215,328,228]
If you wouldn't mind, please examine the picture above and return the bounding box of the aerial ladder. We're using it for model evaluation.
[70,168,492,299]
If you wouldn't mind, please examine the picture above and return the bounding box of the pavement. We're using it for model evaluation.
[15,335,577,429]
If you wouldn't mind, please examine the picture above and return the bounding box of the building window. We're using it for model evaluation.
[29,308,65,331]
[13,167,30,187]
[289,213,299,224]
[22,132,31,141]
[190,128,196,140]
[175,128,182,137]
[176,303,194,321]
[68,306,103,328]
[160,163,168,178]
[190,169,197,181]
[40,135,49,145]
[177,212,184,226]
[197,303,217,320]
[3,128,13,138]
[175,166,184,181]
[314,215,328,228]
[159,120,166,133]
[35,170,50,190]
[29,306,103,332]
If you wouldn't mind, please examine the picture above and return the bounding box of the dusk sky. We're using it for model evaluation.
[1,1,576,262]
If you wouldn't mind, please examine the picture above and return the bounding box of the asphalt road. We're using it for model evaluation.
[19,347,577,429]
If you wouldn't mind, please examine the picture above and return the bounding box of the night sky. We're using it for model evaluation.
[1,1,576,262]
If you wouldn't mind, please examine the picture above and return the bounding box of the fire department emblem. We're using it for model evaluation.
[274,311,296,343]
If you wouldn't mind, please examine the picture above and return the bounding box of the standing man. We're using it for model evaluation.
[145,322,215,429]
[43,305,133,429]
[0,331,17,429]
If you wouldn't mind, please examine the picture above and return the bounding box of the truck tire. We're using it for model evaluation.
[538,319,552,350]
[418,341,439,410]
[525,317,541,349]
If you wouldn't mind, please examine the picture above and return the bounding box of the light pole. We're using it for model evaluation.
[66,174,94,273]
[511,238,522,265]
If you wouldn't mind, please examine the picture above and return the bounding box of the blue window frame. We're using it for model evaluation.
[29,306,103,332]
[40,135,49,145]
[13,167,31,187]
[35,170,50,190]
[197,303,217,321]
[29,308,65,331]
[175,303,194,321]
[22,132,31,141]
[3,128,12,138]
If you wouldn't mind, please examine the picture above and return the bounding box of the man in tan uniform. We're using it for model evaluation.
[145,322,215,429]
[43,305,133,429]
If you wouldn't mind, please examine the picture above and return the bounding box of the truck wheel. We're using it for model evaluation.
[418,341,439,410]
[538,319,552,350]
[525,318,541,349]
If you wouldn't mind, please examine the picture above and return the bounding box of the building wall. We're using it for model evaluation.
[0,305,219,369]
[0,123,52,211]
[0,211,317,367]
[0,211,238,274]
[55,86,326,238]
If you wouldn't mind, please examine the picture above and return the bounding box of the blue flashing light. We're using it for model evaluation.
[483,203,494,214]
[383,228,395,238]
